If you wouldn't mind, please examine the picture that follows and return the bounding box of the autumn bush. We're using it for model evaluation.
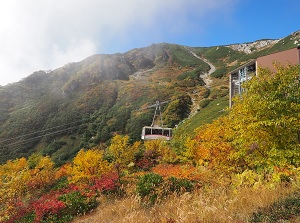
[135,149,158,170]
[4,180,116,223]
[32,192,67,222]
[5,190,68,223]
[164,176,195,194]
[107,135,140,167]
[152,164,202,181]
[1,64,300,222]
[0,148,122,222]
[136,172,197,205]
[228,64,300,171]
[66,148,112,185]
[92,171,121,194]
[0,155,60,222]
[191,64,300,176]
[58,190,97,217]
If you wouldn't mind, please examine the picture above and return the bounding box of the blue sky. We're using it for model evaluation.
[0,0,299,86]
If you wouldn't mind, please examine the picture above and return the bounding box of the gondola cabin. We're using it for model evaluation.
[141,126,172,141]
[140,100,173,141]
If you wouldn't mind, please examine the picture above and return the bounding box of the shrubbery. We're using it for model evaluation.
[1,64,300,222]
[136,172,196,205]
[4,173,122,223]
[136,173,163,204]
[58,190,98,217]
[251,191,300,223]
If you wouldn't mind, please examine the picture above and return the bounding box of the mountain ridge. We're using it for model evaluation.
[0,30,299,164]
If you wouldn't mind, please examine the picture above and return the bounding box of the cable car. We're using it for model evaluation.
[140,100,173,140]
[141,126,172,140]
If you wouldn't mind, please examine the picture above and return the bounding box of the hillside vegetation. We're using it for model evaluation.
[0,43,208,164]
[1,31,300,165]
[0,62,299,222]
[0,30,300,222]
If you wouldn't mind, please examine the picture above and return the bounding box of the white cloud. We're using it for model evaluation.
[0,0,238,86]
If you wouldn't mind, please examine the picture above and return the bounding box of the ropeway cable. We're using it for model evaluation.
[1,126,77,148]
[0,120,82,144]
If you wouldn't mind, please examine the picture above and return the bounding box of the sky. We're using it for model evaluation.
[0,0,299,86]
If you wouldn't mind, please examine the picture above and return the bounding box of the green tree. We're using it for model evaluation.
[230,64,300,169]
[164,95,192,127]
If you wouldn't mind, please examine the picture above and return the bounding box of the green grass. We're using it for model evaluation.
[250,191,300,223]
[175,96,229,136]
[168,45,210,68]
[194,46,245,66]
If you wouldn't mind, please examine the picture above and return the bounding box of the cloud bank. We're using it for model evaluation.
[0,0,237,86]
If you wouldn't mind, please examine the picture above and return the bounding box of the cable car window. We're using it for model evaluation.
[145,128,151,135]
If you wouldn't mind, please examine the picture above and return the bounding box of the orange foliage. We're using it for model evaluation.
[194,116,235,172]
[28,156,56,190]
[152,164,202,181]
[55,164,69,180]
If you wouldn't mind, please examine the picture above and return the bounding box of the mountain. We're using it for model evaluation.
[0,31,299,164]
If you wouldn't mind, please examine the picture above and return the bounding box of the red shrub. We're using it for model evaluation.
[136,158,156,170]
[31,192,66,222]
[93,172,120,193]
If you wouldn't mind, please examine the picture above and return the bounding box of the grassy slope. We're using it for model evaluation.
[175,95,229,137]
[72,179,300,223]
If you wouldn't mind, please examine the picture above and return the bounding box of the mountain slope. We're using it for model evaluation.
[0,31,299,164]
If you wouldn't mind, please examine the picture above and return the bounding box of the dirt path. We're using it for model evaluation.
[184,47,215,88]
[184,47,216,118]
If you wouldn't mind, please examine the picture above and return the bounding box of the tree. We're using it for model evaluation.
[230,64,300,169]
[0,158,30,221]
[28,155,56,190]
[192,64,300,173]
[164,95,192,127]
[67,148,112,185]
[107,134,140,166]
[194,116,235,171]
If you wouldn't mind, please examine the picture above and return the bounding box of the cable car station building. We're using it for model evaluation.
[229,47,300,107]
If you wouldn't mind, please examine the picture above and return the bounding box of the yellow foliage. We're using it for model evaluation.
[180,137,198,162]
[194,116,235,171]
[159,146,178,163]
[67,148,112,185]
[143,139,165,155]
[229,64,300,169]
[231,169,264,189]
[107,135,140,166]
[0,155,59,221]
[0,158,30,221]
[29,156,56,190]
[0,157,30,199]
[143,139,178,163]
[192,64,300,173]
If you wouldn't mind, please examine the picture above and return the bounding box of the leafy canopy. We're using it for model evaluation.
[193,63,300,172]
